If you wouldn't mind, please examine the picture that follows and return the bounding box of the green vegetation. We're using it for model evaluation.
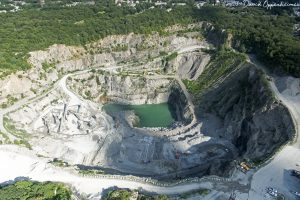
[183,49,246,97]
[3,116,31,148]
[0,95,18,109]
[0,131,10,144]
[103,189,169,200]
[277,193,286,200]
[0,0,194,76]
[159,51,168,56]
[194,6,300,76]
[0,180,72,200]
[180,188,210,199]
[3,117,29,139]
[112,44,129,52]
[49,158,69,167]
[136,43,151,51]
[0,2,299,78]
[104,189,132,200]
[164,52,178,62]
[78,169,105,175]
[13,139,31,149]
[84,90,92,99]
[42,62,56,72]
[258,70,276,100]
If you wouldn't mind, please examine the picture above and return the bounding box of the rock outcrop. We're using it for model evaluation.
[70,73,173,105]
[29,32,208,74]
[172,51,211,80]
[70,73,193,124]
[197,65,294,162]
[202,22,228,47]
[168,85,192,124]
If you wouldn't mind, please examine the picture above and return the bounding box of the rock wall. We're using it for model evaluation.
[202,22,229,47]
[197,65,294,162]
[171,51,211,80]
[70,73,173,105]
[69,73,193,124]
[0,25,209,106]
[168,84,192,124]
[103,75,172,105]
[29,32,208,74]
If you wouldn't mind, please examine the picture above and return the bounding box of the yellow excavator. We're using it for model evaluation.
[240,162,251,171]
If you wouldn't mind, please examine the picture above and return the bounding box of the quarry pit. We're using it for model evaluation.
[0,25,294,186]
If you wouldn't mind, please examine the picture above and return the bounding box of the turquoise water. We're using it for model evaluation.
[103,103,174,127]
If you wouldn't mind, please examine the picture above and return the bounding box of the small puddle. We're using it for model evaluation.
[103,103,175,127]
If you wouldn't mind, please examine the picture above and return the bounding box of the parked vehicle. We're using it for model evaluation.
[291,170,300,179]
[266,187,278,197]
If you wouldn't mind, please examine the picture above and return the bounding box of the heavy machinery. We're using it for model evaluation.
[266,187,278,197]
[239,162,251,173]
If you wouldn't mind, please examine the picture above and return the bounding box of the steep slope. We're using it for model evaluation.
[195,63,294,163]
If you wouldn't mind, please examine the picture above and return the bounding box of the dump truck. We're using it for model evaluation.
[240,162,251,172]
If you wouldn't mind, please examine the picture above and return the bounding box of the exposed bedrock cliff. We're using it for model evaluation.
[70,73,192,125]
[168,85,192,125]
[0,24,210,107]
[70,73,172,104]
[197,65,294,162]
[202,22,229,47]
[28,32,207,75]
[168,51,211,80]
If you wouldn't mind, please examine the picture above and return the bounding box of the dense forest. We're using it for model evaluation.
[0,1,194,75]
[0,180,72,199]
[103,189,169,200]
[193,6,300,76]
[0,0,299,77]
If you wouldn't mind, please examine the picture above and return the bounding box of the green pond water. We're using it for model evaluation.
[103,103,175,127]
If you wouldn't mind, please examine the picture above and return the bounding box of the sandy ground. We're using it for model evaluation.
[249,56,300,200]
[250,146,300,200]
[0,145,212,199]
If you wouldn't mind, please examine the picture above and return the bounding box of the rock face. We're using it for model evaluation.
[0,74,32,103]
[202,22,228,47]
[28,32,208,74]
[70,73,173,105]
[3,21,294,181]
[103,75,171,105]
[0,24,209,109]
[70,72,193,124]
[172,52,211,80]
[168,85,192,124]
[124,111,140,127]
[198,65,294,162]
